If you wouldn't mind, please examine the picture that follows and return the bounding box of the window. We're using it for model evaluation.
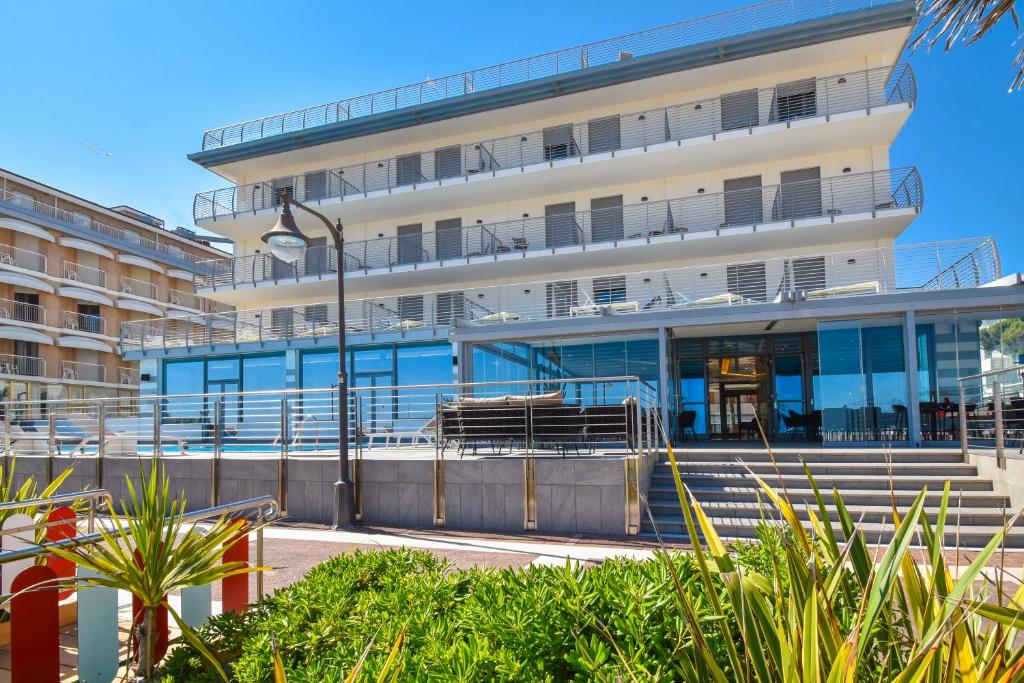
[271,177,294,206]
[720,88,759,130]
[72,212,91,227]
[14,292,40,323]
[790,256,827,293]
[723,175,763,226]
[544,202,580,248]
[304,236,329,276]
[435,218,463,260]
[726,262,767,302]
[77,304,101,333]
[396,153,423,186]
[772,78,817,121]
[304,170,328,201]
[593,275,627,305]
[10,191,33,208]
[587,116,621,154]
[395,224,424,265]
[434,292,465,326]
[590,195,624,243]
[775,167,822,220]
[164,359,204,419]
[434,146,462,180]
[542,125,577,161]
[305,304,330,326]
[398,295,424,322]
[271,308,294,336]
[546,280,578,318]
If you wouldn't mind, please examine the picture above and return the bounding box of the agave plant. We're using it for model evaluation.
[48,465,265,681]
[649,418,1024,681]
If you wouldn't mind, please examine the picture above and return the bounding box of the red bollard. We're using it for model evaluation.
[11,564,60,682]
[221,520,250,614]
[45,507,77,600]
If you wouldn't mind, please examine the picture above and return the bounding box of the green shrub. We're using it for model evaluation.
[162,546,746,682]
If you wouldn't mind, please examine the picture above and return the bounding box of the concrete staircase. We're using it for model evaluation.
[642,447,1024,548]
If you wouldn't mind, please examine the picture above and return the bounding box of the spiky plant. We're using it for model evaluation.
[48,465,265,681]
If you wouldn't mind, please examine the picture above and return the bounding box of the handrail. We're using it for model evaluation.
[193,64,915,221]
[198,0,910,151]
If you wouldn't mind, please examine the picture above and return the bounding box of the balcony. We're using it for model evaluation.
[0,353,45,378]
[61,310,106,336]
[0,187,204,266]
[119,275,158,300]
[60,360,106,383]
[0,297,45,325]
[123,239,999,355]
[194,64,915,228]
[63,261,106,288]
[118,366,140,386]
[166,288,229,314]
[196,0,913,154]
[0,243,47,274]
[196,167,922,296]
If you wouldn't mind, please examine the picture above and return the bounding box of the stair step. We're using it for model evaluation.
[656,462,977,477]
[646,486,1009,508]
[645,500,1015,526]
[658,449,964,464]
[657,474,994,492]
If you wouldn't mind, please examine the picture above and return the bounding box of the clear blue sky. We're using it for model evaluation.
[2,1,1021,270]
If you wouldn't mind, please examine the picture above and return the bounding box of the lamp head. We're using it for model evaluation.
[261,200,309,263]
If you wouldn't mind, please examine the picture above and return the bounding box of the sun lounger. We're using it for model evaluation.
[805,280,879,299]
[474,311,519,324]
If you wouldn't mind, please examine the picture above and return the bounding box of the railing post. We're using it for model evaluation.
[47,409,56,483]
[993,380,1005,469]
[97,403,106,490]
[432,394,445,526]
[152,397,162,459]
[353,394,362,521]
[959,385,969,461]
[212,398,222,508]
[256,508,265,600]
[3,399,11,464]
[278,396,288,515]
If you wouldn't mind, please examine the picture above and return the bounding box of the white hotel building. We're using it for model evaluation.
[124,0,1023,446]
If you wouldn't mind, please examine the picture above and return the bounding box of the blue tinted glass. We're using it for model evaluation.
[207,357,239,382]
[353,346,393,375]
[163,359,203,419]
[300,350,340,390]
[396,343,451,386]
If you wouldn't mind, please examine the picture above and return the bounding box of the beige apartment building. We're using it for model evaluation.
[0,168,229,405]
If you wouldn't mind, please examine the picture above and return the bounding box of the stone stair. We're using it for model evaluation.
[641,447,1024,548]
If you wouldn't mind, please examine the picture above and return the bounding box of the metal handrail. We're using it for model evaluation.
[194,167,922,289]
[199,0,909,150]
[0,242,47,273]
[0,297,46,325]
[193,63,915,221]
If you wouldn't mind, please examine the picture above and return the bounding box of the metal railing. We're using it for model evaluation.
[123,239,998,354]
[198,0,911,151]
[166,287,227,314]
[0,353,45,377]
[196,167,922,289]
[0,187,208,266]
[0,297,45,325]
[60,360,107,383]
[119,275,158,300]
[119,366,140,385]
[0,242,47,273]
[194,63,916,221]
[62,260,106,288]
[959,365,1024,467]
[61,310,106,335]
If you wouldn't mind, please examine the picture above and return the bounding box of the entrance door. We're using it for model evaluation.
[707,356,770,439]
[354,372,393,440]
[206,381,240,436]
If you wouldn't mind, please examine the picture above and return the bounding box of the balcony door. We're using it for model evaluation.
[544,202,579,248]
[435,218,463,260]
[720,88,759,130]
[395,224,424,265]
[434,146,462,180]
[543,125,577,161]
[776,167,822,220]
[723,175,763,226]
[396,153,422,186]
[14,292,40,323]
[590,195,624,243]
[772,78,817,121]
[304,236,329,276]
[587,116,621,154]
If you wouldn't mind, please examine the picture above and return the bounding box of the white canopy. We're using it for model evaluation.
[0,326,53,345]
[58,287,114,307]
[0,272,54,294]
[116,254,164,273]
[58,237,114,260]
[116,299,163,316]
[57,335,114,353]
[0,218,54,242]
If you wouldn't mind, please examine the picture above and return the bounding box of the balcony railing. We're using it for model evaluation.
[0,243,47,274]
[62,261,107,288]
[61,310,106,336]
[194,63,916,222]
[199,0,909,151]
[165,288,229,314]
[119,275,158,300]
[118,366,140,385]
[0,354,45,378]
[0,297,45,325]
[123,239,997,354]
[196,167,922,289]
[60,360,106,383]
[0,187,204,265]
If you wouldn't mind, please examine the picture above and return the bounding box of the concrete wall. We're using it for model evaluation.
[6,453,638,536]
[970,449,1024,509]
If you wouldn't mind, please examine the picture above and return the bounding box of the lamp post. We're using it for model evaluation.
[262,192,355,529]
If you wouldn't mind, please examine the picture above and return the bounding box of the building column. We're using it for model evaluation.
[453,340,467,384]
[903,309,922,445]
[658,327,671,436]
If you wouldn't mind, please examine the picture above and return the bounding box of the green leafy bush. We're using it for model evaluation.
[163,546,742,682]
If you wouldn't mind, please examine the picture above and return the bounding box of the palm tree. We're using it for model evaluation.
[49,465,265,681]
[913,0,1023,91]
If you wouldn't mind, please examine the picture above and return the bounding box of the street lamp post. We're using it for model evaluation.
[262,192,355,529]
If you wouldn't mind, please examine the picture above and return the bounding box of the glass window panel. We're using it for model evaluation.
[164,359,204,420]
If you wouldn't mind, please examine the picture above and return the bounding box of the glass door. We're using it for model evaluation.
[773,355,806,438]
[708,356,770,439]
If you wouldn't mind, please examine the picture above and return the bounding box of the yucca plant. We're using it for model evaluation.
[0,458,76,532]
[48,465,265,681]
[650,417,1024,682]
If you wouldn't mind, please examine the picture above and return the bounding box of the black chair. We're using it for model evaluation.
[781,412,799,440]
[532,404,585,456]
[583,405,637,449]
[892,404,908,441]
[677,410,698,441]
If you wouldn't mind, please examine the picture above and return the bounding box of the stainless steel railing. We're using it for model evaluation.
[60,360,107,383]
[193,63,915,221]
[198,0,911,151]
[0,353,45,378]
[195,167,922,289]
[0,297,46,325]
[123,239,998,354]
[0,243,47,273]
[959,365,1024,467]
[63,260,106,288]
[61,310,106,335]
